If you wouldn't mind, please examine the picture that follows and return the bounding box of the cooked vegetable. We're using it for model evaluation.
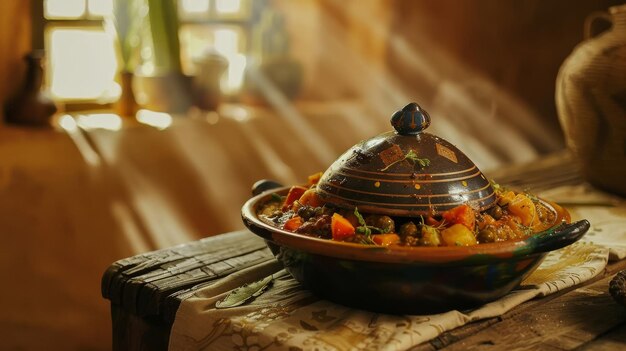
[331,213,355,241]
[507,194,537,227]
[441,224,477,246]
[257,175,556,248]
[497,190,516,206]
[476,213,496,230]
[307,172,323,185]
[372,233,400,246]
[442,204,475,231]
[283,216,303,231]
[282,186,307,211]
[299,189,324,208]
[419,225,442,246]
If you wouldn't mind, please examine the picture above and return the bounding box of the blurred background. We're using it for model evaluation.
[0,0,623,349]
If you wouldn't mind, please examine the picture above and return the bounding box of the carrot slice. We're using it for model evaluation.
[282,186,307,212]
[331,213,355,241]
[307,172,323,186]
[442,204,476,231]
[283,216,303,232]
[298,189,323,208]
[372,233,400,246]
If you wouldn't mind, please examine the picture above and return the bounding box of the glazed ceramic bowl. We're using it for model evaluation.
[241,103,590,314]
[242,184,589,314]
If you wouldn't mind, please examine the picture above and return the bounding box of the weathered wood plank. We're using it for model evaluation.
[124,235,266,285]
[103,230,271,315]
[111,304,170,351]
[162,257,284,323]
[102,230,261,302]
[576,323,626,351]
[121,239,270,315]
[439,274,626,351]
[103,251,185,303]
[133,248,274,316]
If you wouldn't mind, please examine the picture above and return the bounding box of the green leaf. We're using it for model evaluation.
[405,149,419,161]
[416,158,431,168]
[380,149,430,171]
[354,207,367,227]
[215,275,273,309]
[356,226,369,235]
[271,193,283,202]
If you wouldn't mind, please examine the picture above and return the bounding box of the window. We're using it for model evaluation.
[177,0,254,94]
[41,0,272,107]
[43,0,120,104]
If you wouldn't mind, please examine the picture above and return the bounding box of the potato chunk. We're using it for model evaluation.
[507,194,537,227]
[441,224,478,246]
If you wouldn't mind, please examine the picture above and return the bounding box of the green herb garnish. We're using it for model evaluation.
[354,207,371,237]
[271,193,283,202]
[356,226,384,234]
[381,149,430,171]
[354,207,379,243]
[215,274,273,309]
[354,207,367,227]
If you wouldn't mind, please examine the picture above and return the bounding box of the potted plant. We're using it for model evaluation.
[114,0,191,114]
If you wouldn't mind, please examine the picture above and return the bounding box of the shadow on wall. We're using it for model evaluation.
[277,0,624,167]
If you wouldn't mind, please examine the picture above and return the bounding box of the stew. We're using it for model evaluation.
[257,174,556,247]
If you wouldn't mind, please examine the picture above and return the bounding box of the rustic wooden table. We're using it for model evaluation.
[101,152,626,350]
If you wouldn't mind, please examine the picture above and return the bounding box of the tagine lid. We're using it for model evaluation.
[316,102,496,216]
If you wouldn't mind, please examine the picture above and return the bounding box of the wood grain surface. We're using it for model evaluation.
[411,257,626,351]
[102,230,273,320]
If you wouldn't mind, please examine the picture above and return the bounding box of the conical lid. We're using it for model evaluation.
[316,103,496,216]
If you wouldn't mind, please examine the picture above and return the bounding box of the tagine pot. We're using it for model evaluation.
[242,103,590,314]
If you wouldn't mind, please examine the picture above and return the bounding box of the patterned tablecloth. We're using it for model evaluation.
[169,184,626,351]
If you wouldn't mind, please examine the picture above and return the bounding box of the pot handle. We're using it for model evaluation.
[252,179,284,196]
[526,219,590,254]
[584,11,612,39]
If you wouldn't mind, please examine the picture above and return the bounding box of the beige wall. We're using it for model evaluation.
[0,0,32,125]
[277,0,624,153]
[386,0,624,146]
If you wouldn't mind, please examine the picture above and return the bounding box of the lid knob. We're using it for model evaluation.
[391,102,431,135]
